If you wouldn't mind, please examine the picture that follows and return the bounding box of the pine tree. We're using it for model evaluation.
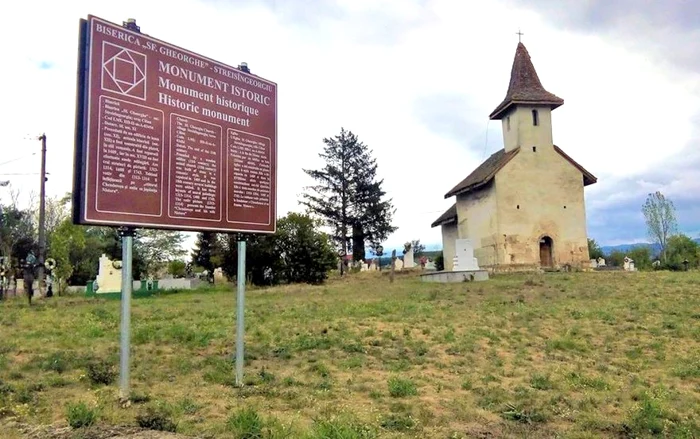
[191,232,222,272]
[301,128,396,267]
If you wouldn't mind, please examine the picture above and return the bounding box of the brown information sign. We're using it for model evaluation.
[73,15,277,233]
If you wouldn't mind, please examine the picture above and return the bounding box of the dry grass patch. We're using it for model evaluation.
[0,270,698,437]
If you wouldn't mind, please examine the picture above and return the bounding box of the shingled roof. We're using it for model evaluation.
[489,42,564,120]
[444,147,520,198]
[444,144,596,200]
[430,203,457,228]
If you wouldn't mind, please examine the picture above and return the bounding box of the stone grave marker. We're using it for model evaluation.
[454,239,480,271]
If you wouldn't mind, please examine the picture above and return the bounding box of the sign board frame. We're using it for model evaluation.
[73,15,277,234]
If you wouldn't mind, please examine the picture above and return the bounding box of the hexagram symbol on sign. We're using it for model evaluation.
[101,41,147,100]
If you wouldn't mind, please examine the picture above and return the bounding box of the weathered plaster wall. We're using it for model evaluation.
[495,143,590,269]
[441,223,458,271]
[445,102,591,272]
[455,182,498,268]
[501,106,554,153]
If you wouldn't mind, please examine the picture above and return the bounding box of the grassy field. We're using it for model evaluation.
[0,270,698,438]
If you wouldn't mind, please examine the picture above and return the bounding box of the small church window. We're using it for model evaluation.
[532,109,539,126]
[563,205,567,209]
[532,146,537,152]
[516,205,520,209]
[507,116,511,131]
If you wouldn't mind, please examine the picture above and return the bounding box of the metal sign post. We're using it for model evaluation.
[73,14,277,396]
[118,226,135,400]
[235,237,246,386]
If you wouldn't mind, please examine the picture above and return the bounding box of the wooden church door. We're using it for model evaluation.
[539,236,553,267]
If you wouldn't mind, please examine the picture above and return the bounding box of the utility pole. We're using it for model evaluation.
[37,133,47,295]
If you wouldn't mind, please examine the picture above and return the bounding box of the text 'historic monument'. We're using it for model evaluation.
[73,15,277,233]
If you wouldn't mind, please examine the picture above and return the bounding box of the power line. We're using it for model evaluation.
[0,153,37,167]
[481,119,491,160]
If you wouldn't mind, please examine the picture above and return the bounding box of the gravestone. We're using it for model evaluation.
[213,267,226,284]
[403,245,415,269]
[453,239,480,271]
[95,254,122,293]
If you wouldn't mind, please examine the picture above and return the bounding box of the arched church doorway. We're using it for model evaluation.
[539,236,553,268]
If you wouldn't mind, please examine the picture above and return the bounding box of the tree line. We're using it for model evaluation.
[588,191,699,270]
[190,127,398,284]
[1,127,398,290]
[1,192,188,292]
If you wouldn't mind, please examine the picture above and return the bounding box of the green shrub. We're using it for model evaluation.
[501,402,548,424]
[627,246,652,270]
[308,415,376,439]
[627,392,665,435]
[380,413,415,431]
[530,373,553,390]
[40,351,75,373]
[666,234,700,269]
[461,378,473,390]
[221,213,338,286]
[387,377,418,397]
[136,404,178,432]
[226,407,263,438]
[86,359,116,385]
[588,238,604,260]
[606,250,626,267]
[130,392,151,404]
[66,401,98,429]
[434,252,444,271]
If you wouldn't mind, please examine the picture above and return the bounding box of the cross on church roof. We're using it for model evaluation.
[488,35,564,120]
[516,29,524,43]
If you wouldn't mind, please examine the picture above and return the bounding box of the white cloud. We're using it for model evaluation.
[0,0,698,252]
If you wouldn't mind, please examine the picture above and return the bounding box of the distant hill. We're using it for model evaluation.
[359,239,699,261]
[600,238,700,256]
[600,243,658,255]
[363,243,441,260]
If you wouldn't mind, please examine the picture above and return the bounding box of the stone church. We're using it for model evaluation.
[432,42,597,272]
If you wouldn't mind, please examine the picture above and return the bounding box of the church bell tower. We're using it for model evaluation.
[489,42,563,153]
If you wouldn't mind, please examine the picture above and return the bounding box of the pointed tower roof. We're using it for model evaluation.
[489,42,563,120]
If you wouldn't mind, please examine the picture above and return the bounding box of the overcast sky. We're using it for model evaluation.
[1,0,698,252]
